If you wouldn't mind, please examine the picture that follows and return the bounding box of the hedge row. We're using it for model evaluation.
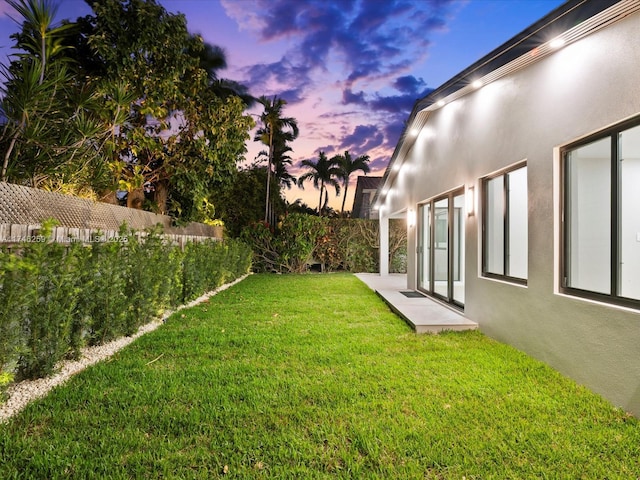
[0,225,252,382]
[241,213,407,274]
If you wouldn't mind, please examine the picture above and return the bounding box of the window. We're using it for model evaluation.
[482,163,528,283]
[562,117,640,307]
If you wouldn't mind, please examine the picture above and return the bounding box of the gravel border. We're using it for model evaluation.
[0,274,249,423]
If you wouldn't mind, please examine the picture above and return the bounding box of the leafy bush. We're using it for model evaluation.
[316,219,379,272]
[15,223,83,380]
[0,227,251,381]
[242,215,407,274]
[81,236,129,346]
[241,213,327,273]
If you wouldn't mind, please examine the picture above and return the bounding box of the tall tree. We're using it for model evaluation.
[1,0,253,219]
[255,128,297,189]
[335,150,370,215]
[255,95,299,223]
[71,0,253,218]
[215,165,287,237]
[297,151,341,216]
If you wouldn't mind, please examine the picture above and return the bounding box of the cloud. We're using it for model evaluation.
[339,75,433,149]
[394,75,427,93]
[338,124,384,155]
[223,0,456,176]
[225,0,456,100]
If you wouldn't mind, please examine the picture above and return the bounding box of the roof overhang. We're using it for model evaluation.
[372,0,639,211]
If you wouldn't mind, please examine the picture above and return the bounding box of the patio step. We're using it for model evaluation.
[355,274,478,334]
[375,289,478,334]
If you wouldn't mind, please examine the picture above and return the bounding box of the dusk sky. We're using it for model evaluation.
[0,0,565,211]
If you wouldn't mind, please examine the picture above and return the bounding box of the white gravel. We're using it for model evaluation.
[0,274,249,423]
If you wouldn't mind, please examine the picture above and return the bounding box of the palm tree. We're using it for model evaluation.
[255,95,299,222]
[255,129,297,189]
[297,151,341,216]
[335,150,370,215]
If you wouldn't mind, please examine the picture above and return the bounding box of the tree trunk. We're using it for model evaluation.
[340,179,349,215]
[264,129,273,223]
[1,115,26,182]
[154,179,169,215]
[318,182,324,216]
[127,188,145,209]
[99,190,118,205]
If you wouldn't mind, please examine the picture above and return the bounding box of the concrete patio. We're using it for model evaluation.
[355,273,478,334]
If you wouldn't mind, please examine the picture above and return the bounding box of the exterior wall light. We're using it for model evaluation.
[407,208,416,228]
[549,37,565,49]
[472,80,483,89]
[466,185,475,217]
[437,100,445,107]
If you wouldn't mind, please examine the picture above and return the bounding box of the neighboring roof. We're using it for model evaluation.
[355,176,382,190]
[352,176,382,218]
[375,0,638,207]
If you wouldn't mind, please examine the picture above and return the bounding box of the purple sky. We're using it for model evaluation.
[0,0,565,210]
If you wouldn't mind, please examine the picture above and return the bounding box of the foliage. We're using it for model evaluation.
[1,0,254,222]
[315,218,379,272]
[297,151,342,215]
[0,228,251,381]
[1,274,639,478]
[0,0,109,192]
[214,166,287,238]
[315,218,407,272]
[74,0,254,217]
[241,214,407,274]
[254,95,299,223]
[181,238,248,302]
[333,150,370,215]
[240,213,326,273]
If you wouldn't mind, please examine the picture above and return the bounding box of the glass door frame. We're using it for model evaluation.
[417,187,465,309]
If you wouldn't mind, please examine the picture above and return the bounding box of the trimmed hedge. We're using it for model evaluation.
[0,225,252,382]
[241,213,407,274]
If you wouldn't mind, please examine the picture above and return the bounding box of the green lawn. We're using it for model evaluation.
[1,273,639,478]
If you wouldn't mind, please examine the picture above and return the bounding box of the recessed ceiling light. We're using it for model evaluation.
[410,128,419,136]
[472,80,483,89]
[436,100,445,107]
[549,37,565,49]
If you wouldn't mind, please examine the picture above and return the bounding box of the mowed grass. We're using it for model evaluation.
[1,274,639,479]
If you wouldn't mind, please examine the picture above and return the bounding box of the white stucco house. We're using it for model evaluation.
[374,0,640,414]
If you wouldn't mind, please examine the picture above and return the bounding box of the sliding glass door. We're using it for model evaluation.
[417,188,465,308]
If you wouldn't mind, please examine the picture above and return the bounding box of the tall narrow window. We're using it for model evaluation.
[563,117,640,307]
[482,164,528,283]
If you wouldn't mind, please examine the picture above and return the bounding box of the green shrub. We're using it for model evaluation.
[15,223,84,380]
[182,240,223,301]
[241,213,327,273]
[316,219,379,272]
[0,249,31,374]
[124,227,182,334]
[0,225,252,382]
[241,215,407,274]
[81,235,130,346]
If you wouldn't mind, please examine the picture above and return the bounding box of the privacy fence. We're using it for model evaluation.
[0,181,220,246]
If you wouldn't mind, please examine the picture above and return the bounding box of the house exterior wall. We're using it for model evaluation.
[381,11,640,414]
